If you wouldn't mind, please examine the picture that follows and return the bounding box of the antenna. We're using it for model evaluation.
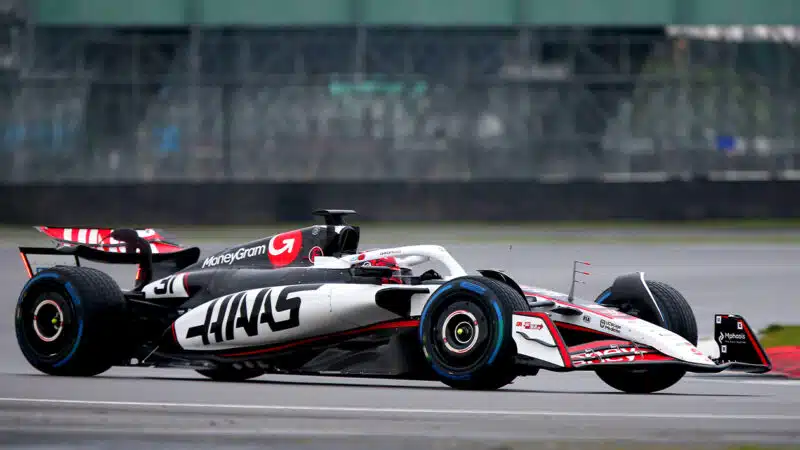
[567,260,591,303]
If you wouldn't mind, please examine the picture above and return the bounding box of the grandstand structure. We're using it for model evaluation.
[1,2,798,183]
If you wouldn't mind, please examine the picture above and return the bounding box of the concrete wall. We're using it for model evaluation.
[1,180,797,225]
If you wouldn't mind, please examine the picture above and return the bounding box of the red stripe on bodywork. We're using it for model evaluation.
[568,340,638,353]
[220,319,420,357]
[514,311,572,368]
[571,348,670,367]
[36,227,184,254]
[19,252,33,278]
[739,319,769,366]
[576,352,673,363]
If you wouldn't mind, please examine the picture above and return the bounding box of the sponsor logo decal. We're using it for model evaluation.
[582,315,591,323]
[202,245,267,268]
[515,320,544,331]
[146,273,189,298]
[268,230,303,267]
[599,319,622,334]
[572,347,640,366]
[185,285,322,345]
[308,246,323,262]
[718,331,747,343]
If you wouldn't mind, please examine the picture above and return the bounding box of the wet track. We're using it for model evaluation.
[1,232,799,448]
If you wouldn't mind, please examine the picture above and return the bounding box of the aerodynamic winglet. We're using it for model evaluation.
[512,312,572,370]
[713,314,772,373]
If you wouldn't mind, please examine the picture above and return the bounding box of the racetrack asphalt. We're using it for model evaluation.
[1,230,799,449]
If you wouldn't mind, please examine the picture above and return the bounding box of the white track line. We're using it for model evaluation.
[687,378,800,386]
[0,397,797,421]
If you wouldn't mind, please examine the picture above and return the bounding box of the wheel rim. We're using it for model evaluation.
[430,299,495,372]
[18,290,78,361]
[441,310,480,354]
[32,299,64,343]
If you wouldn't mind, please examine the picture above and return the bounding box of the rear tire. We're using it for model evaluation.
[419,276,529,390]
[15,266,128,377]
[594,280,697,394]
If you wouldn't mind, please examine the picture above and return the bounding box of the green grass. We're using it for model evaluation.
[759,324,800,348]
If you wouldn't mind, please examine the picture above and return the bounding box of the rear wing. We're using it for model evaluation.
[35,226,184,253]
[20,227,200,290]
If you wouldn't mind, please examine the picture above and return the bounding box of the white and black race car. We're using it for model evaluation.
[15,210,771,393]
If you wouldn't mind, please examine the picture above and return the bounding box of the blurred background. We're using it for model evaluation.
[0,0,799,225]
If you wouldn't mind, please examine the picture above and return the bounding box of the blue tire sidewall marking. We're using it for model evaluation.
[420,279,508,379]
[459,281,486,295]
[17,272,60,306]
[432,363,471,381]
[17,271,84,368]
[64,282,80,306]
[486,300,504,366]
[54,281,84,367]
[419,284,451,341]
[52,319,83,368]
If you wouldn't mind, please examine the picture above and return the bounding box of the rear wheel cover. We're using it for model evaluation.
[16,278,83,368]
[14,267,127,377]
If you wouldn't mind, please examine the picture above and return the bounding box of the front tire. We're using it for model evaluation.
[419,276,529,390]
[15,266,128,377]
[594,280,697,394]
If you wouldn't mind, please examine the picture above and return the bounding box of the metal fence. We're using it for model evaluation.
[0,27,799,183]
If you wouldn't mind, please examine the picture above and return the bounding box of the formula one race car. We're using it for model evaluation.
[15,210,772,393]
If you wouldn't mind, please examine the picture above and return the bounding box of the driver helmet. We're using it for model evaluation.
[357,253,404,284]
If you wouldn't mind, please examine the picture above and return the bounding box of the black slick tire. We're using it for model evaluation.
[15,266,128,377]
[594,280,697,394]
[419,276,530,390]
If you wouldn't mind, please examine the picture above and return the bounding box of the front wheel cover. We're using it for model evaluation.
[419,278,518,382]
[593,280,695,393]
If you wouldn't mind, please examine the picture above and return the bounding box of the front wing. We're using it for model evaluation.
[511,312,772,374]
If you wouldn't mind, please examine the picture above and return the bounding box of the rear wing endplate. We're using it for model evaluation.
[19,234,200,290]
[20,245,201,271]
